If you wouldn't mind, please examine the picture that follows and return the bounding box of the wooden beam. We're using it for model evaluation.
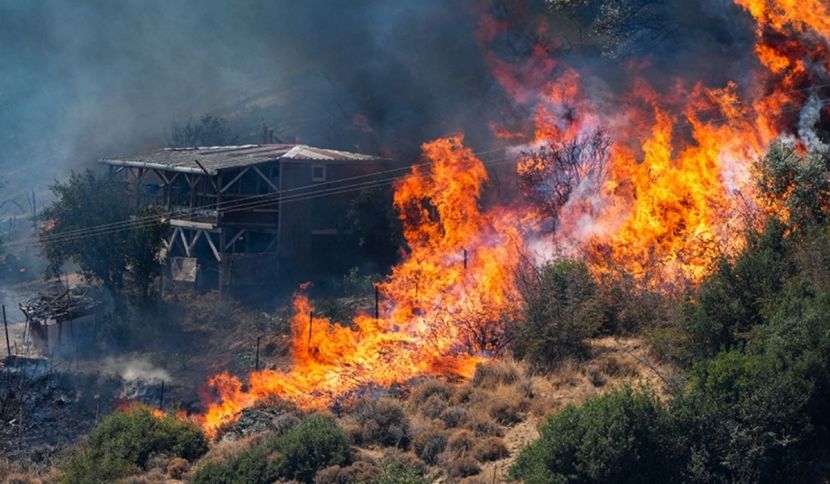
[179,229,191,257]
[223,229,245,251]
[252,166,279,193]
[206,232,222,262]
[219,167,250,194]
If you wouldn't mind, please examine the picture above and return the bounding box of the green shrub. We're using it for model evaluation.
[510,385,677,483]
[191,445,276,484]
[61,405,207,483]
[269,415,351,483]
[513,261,605,370]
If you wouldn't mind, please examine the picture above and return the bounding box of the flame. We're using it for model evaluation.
[193,2,830,433]
[198,137,525,435]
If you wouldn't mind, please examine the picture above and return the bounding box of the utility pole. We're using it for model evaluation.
[308,312,313,345]
[374,285,379,319]
[3,305,10,357]
[255,336,261,371]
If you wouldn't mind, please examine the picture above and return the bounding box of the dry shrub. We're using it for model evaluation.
[409,379,454,409]
[550,358,584,388]
[447,456,481,478]
[314,461,379,484]
[349,397,410,448]
[440,406,470,428]
[412,427,448,465]
[446,429,477,457]
[121,468,167,483]
[472,437,509,462]
[471,360,520,389]
[3,473,43,484]
[272,413,301,436]
[488,392,527,426]
[197,432,267,466]
[166,457,189,479]
[465,413,503,437]
[421,393,449,419]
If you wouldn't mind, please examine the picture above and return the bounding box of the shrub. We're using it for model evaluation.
[420,394,449,419]
[409,380,453,409]
[465,414,503,437]
[447,456,481,478]
[488,396,525,426]
[191,445,276,484]
[446,429,476,456]
[373,458,430,484]
[61,405,207,483]
[350,397,411,448]
[510,385,677,483]
[439,406,470,428]
[271,413,301,436]
[471,361,520,389]
[412,427,448,465]
[472,437,509,462]
[269,415,352,483]
[314,461,379,484]
[513,261,605,370]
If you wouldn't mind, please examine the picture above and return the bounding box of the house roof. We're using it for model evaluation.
[100,144,382,175]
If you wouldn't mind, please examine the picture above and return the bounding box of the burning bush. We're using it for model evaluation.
[61,404,207,483]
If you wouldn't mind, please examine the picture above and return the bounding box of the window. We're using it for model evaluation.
[312,164,326,182]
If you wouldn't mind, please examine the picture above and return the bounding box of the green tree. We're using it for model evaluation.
[510,385,678,483]
[755,142,830,231]
[39,170,167,299]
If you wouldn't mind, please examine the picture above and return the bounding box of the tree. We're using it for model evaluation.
[545,0,679,58]
[518,129,610,233]
[39,170,167,299]
[168,114,238,147]
[755,141,830,231]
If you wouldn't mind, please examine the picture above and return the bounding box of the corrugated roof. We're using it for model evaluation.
[100,144,381,175]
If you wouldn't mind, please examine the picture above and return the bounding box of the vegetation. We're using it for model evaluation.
[513,144,830,482]
[268,415,352,483]
[168,114,238,147]
[62,405,207,483]
[39,170,167,299]
[191,445,276,484]
[514,260,605,369]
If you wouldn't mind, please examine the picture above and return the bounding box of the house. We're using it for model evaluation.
[100,144,400,294]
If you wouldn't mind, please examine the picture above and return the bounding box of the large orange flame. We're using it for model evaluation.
[198,137,525,435]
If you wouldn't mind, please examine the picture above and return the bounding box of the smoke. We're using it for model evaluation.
[99,356,171,383]
[0,0,503,199]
